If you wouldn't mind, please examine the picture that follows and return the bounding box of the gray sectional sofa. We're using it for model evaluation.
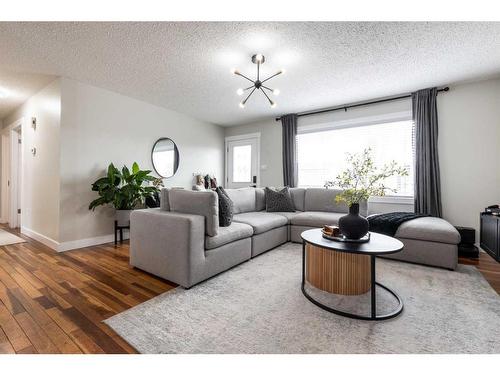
[130,187,460,288]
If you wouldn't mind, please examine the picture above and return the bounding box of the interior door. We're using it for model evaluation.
[226,136,259,188]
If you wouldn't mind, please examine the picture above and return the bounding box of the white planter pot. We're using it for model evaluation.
[116,209,132,227]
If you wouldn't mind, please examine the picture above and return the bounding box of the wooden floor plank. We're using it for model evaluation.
[0,326,16,354]
[16,345,37,354]
[0,280,26,315]
[14,312,60,354]
[69,329,106,354]
[0,301,32,353]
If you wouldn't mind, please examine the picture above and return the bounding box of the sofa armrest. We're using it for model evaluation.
[130,209,205,287]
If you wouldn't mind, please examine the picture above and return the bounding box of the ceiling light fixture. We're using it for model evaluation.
[232,54,283,108]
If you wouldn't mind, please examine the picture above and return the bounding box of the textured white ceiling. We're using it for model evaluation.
[0,22,499,126]
[0,69,55,120]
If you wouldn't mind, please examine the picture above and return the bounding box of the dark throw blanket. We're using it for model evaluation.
[367,212,429,237]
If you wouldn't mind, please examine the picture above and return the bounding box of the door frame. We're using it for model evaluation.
[224,132,261,188]
[0,133,9,223]
[1,117,24,228]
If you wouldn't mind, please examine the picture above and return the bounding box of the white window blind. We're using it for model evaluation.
[296,119,415,196]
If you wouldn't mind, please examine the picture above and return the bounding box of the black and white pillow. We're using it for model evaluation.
[216,186,234,227]
[265,187,295,212]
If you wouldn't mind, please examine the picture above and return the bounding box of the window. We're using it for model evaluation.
[232,144,252,183]
[297,120,414,196]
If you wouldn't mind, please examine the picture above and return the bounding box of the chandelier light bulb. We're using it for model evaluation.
[239,102,245,109]
[273,89,280,96]
[270,101,277,108]
[230,68,238,75]
[236,88,244,96]
[255,54,263,63]
[280,69,286,75]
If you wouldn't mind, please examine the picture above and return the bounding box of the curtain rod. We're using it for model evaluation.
[275,87,449,122]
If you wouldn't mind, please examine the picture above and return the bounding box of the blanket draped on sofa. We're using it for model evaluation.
[367,212,429,237]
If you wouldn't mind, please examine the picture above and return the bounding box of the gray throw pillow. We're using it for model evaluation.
[216,186,234,227]
[265,187,295,212]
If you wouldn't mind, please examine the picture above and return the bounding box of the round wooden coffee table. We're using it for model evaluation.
[301,228,404,320]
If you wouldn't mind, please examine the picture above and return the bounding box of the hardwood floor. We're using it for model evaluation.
[0,225,498,354]
[0,225,175,354]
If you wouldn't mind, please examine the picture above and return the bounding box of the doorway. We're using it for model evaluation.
[225,133,260,188]
[1,118,23,229]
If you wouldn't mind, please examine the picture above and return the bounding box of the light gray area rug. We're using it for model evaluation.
[0,229,26,246]
[105,243,500,353]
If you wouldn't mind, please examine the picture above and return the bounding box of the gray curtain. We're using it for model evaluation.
[281,114,298,187]
[412,87,442,217]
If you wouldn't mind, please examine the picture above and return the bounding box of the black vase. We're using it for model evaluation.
[338,203,369,239]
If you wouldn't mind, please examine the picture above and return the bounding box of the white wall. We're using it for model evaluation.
[438,78,500,237]
[2,79,62,243]
[58,78,224,245]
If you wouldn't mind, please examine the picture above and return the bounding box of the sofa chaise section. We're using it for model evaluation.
[380,217,461,270]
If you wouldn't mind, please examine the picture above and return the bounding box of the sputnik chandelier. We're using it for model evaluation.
[231,54,284,108]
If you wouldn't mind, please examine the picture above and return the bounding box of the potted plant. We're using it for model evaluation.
[89,162,161,226]
[324,148,409,239]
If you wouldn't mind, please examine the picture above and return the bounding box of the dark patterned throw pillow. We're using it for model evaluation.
[265,187,295,212]
[216,186,234,227]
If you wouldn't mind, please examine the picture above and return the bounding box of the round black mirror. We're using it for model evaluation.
[151,138,179,178]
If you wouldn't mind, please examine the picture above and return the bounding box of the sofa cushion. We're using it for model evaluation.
[304,188,347,213]
[291,211,345,227]
[255,188,266,211]
[205,222,254,250]
[224,188,256,214]
[290,188,306,211]
[265,187,295,212]
[304,188,368,216]
[160,188,170,211]
[273,211,302,223]
[216,187,233,227]
[233,212,288,234]
[395,217,461,244]
[168,189,218,236]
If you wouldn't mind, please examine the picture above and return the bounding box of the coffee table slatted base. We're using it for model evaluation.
[305,244,371,295]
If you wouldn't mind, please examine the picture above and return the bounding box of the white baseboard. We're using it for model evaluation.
[21,226,129,252]
[21,226,59,250]
[58,232,130,252]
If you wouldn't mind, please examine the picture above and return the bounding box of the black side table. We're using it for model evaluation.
[114,220,130,245]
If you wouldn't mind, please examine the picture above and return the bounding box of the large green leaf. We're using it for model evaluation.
[89,196,108,211]
[132,162,140,174]
[122,165,130,181]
